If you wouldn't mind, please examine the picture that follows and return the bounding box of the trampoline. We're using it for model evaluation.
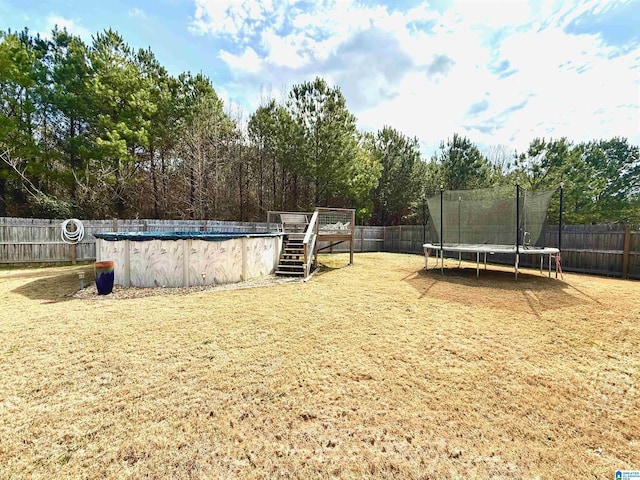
[423,184,563,279]
[423,243,560,278]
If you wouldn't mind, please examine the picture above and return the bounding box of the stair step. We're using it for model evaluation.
[279,262,304,267]
[276,270,306,276]
[277,231,316,277]
[276,267,305,272]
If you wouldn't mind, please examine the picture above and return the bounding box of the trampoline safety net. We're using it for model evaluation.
[427,186,557,247]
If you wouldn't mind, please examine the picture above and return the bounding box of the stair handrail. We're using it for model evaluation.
[303,210,319,276]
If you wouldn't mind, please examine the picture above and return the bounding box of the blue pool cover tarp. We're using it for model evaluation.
[94,231,284,242]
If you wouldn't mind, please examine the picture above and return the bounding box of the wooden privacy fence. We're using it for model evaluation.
[315,224,640,279]
[543,225,638,278]
[0,218,271,264]
[1,218,638,279]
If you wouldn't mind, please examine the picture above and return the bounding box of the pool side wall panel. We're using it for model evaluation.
[96,236,283,288]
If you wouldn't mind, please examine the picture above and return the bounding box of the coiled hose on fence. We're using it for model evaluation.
[61,218,85,245]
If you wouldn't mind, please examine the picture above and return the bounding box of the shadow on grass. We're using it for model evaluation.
[12,265,94,304]
[406,266,588,314]
[0,261,94,280]
[312,263,345,277]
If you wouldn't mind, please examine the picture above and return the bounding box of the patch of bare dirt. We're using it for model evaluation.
[73,274,304,300]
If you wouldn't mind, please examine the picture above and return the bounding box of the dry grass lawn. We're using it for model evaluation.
[0,253,638,479]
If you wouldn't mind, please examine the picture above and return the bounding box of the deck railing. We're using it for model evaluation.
[266,211,313,230]
[303,211,319,276]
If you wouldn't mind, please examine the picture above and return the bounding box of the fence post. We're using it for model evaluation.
[68,220,77,264]
[112,218,118,232]
[622,225,631,279]
[350,209,355,265]
[383,226,387,252]
[70,243,77,265]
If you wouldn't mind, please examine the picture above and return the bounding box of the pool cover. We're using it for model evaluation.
[94,231,284,242]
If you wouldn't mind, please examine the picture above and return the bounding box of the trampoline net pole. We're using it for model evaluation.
[558,184,563,279]
[516,184,520,280]
[440,186,444,274]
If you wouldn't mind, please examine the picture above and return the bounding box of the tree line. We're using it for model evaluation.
[1,27,638,224]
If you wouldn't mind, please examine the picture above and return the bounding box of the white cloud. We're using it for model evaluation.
[535,0,627,29]
[219,46,262,74]
[128,7,149,21]
[41,15,92,41]
[440,0,532,30]
[483,16,640,147]
[190,0,640,154]
[190,0,274,39]
[259,28,309,68]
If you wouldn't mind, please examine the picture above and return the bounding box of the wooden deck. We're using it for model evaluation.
[267,208,356,277]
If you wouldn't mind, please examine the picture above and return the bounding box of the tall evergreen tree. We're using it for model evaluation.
[436,133,494,190]
[88,29,154,216]
[287,77,360,207]
[367,126,424,225]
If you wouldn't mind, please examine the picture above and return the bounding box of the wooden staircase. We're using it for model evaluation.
[269,208,355,279]
[276,234,306,277]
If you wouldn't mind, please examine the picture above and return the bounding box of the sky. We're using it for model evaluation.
[1,0,639,158]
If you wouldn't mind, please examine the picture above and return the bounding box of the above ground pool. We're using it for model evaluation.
[94,231,284,288]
